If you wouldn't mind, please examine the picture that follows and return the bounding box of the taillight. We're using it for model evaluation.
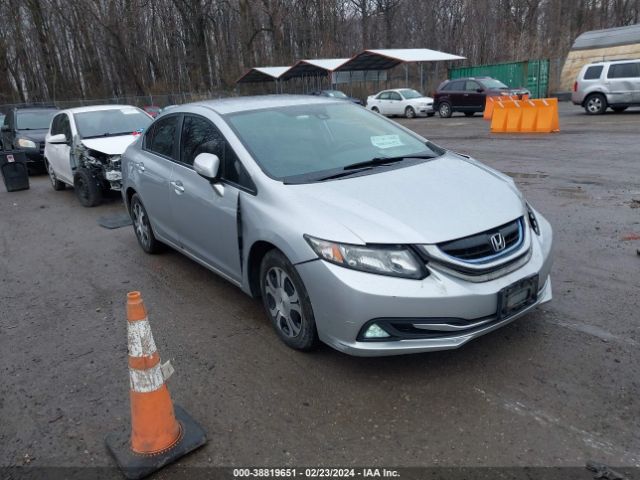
[573,81,578,92]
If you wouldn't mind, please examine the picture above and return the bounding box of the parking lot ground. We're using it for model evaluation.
[1,102,639,474]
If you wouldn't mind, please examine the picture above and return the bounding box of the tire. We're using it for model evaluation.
[73,168,102,207]
[464,112,475,117]
[584,93,607,115]
[405,106,416,119]
[438,102,452,118]
[259,249,318,351]
[611,106,628,113]
[130,194,162,254]
[371,107,379,113]
[45,160,65,191]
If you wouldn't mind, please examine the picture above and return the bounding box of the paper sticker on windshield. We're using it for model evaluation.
[122,107,139,115]
[371,135,403,149]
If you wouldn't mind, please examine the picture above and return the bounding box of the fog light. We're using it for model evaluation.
[363,323,390,339]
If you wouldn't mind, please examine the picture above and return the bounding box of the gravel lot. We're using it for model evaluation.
[1,102,639,476]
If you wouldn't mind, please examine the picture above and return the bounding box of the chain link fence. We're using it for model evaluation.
[0,91,235,113]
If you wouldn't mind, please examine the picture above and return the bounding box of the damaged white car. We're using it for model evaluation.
[44,105,152,206]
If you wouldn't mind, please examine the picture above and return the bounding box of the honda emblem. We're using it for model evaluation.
[490,233,506,252]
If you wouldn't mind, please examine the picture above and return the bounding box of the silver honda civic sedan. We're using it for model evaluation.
[121,95,553,356]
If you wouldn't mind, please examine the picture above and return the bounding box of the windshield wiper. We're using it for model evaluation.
[83,131,133,139]
[343,153,435,170]
[314,153,436,182]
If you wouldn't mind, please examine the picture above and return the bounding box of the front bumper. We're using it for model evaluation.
[296,216,553,356]
[21,147,45,165]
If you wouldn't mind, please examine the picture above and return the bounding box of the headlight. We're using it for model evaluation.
[304,235,427,279]
[17,138,37,149]
[526,204,540,235]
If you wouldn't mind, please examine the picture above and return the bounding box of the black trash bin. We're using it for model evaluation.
[0,150,30,192]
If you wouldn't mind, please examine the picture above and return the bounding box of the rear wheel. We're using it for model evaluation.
[73,168,102,207]
[130,194,161,254]
[259,249,318,351]
[405,106,416,119]
[46,160,65,191]
[371,106,379,113]
[438,102,452,118]
[611,106,628,113]
[584,93,606,115]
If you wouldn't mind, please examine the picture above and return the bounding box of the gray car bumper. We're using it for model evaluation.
[296,220,553,357]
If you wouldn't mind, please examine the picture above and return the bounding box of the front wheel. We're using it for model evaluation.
[584,93,607,115]
[73,168,102,207]
[260,249,318,351]
[405,106,416,119]
[438,102,452,118]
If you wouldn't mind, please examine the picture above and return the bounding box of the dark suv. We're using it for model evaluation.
[1,106,58,170]
[433,77,530,118]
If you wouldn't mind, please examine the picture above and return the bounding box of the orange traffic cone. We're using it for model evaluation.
[106,292,207,480]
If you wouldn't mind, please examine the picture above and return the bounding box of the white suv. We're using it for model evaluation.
[572,59,640,114]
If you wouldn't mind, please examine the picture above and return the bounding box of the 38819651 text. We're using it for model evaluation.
[232,468,401,478]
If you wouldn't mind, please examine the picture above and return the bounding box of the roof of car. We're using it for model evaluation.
[63,104,144,114]
[189,95,343,115]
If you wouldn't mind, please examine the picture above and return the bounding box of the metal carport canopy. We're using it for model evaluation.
[236,66,290,83]
[280,58,350,80]
[336,48,465,71]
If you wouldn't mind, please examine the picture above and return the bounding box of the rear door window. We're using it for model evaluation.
[583,65,603,80]
[378,92,390,100]
[448,80,465,91]
[607,63,640,79]
[145,115,179,159]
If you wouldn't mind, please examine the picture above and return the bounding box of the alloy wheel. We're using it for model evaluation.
[587,97,602,114]
[132,202,150,249]
[264,266,303,338]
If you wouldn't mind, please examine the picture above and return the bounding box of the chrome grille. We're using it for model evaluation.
[438,217,523,263]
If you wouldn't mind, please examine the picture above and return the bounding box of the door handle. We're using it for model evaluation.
[170,180,185,194]
[463,93,469,96]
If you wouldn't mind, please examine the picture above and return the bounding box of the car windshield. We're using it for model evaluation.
[74,108,152,138]
[399,89,423,99]
[226,103,443,182]
[324,90,348,99]
[16,110,57,130]
[481,79,509,90]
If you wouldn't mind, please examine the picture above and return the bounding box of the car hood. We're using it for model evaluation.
[81,135,140,155]
[17,129,47,142]
[287,153,524,244]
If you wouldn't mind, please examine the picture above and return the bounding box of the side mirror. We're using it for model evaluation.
[47,133,68,144]
[476,88,484,93]
[194,153,220,181]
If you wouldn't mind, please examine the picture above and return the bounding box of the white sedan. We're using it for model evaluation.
[366,89,435,118]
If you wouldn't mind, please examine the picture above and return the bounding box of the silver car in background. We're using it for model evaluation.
[572,59,640,114]
[121,95,553,356]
